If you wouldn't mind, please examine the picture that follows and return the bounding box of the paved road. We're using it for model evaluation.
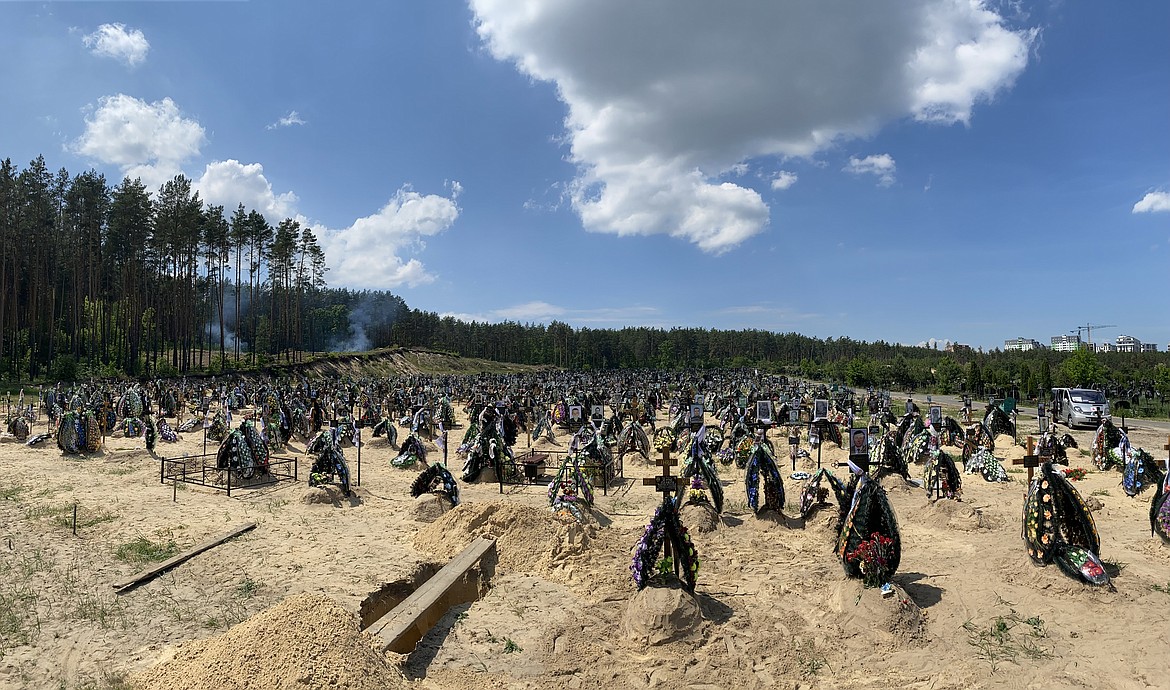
[897,391,1170,436]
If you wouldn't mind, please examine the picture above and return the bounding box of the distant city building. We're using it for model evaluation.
[946,343,973,353]
[1116,334,1141,353]
[1004,337,1042,352]
[1050,334,1082,352]
[1140,343,1158,353]
[1096,342,1116,353]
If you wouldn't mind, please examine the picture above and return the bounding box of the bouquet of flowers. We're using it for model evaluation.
[845,532,896,588]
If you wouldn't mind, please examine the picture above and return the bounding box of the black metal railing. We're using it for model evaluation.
[159,451,298,497]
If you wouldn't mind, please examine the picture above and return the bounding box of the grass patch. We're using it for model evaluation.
[0,582,41,657]
[0,483,27,502]
[1090,489,1110,496]
[503,638,522,654]
[790,636,829,678]
[70,589,127,629]
[114,535,180,564]
[1150,582,1170,595]
[24,503,118,530]
[101,465,137,477]
[963,606,1054,671]
[234,573,262,599]
[61,668,133,690]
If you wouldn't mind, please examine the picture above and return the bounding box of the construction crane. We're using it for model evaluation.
[1070,323,1116,345]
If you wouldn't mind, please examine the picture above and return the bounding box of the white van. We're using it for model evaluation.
[1050,388,1110,428]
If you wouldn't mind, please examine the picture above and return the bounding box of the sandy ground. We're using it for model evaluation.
[1,407,1168,690]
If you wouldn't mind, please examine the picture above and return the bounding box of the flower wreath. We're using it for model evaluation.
[547,456,594,507]
[745,442,784,514]
[410,463,460,506]
[681,452,723,514]
[630,500,699,593]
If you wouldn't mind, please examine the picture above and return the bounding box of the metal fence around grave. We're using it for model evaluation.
[160,451,298,497]
[498,448,623,496]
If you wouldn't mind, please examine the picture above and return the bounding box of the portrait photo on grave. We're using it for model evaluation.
[591,404,604,419]
[849,428,869,458]
[569,405,582,421]
[814,398,829,421]
[929,405,942,427]
[1038,416,1049,433]
[789,405,801,423]
[756,400,773,424]
[689,404,704,422]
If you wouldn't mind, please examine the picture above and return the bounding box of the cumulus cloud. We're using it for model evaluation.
[845,154,897,187]
[82,23,150,67]
[771,171,798,191]
[266,110,306,130]
[195,160,298,220]
[72,94,205,191]
[1133,190,1170,213]
[317,186,461,290]
[470,0,1034,252]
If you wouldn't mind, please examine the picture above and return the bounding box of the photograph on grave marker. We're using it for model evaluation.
[756,400,773,424]
[849,427,869,458]
[689,404,704,422]
[814,398,829,421]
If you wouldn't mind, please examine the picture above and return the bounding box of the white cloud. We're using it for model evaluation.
[471,0,1034,253]
[845,154,897,187]
[71,94,205,191]
[82,23,150,67]
[916,338,953,349]
[492,301,565,321]
[771,171,798,191]
[1133,190,1170,214]
[266,110,306,130]
[195,160,299,220]
[318,187,461,290]
[444,303,661,326]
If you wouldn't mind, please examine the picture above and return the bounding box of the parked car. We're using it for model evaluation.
[1050,387,1110,428]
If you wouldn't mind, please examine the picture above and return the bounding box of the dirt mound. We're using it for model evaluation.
[413,501,594,578]
[829,579,927,647]
[621,583,703,645]
[132,593,406,690]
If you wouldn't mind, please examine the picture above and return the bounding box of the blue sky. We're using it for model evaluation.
[2,1,1167,352]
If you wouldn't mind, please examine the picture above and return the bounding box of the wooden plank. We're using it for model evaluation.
[368,536,496,654]
[112,521,257,593]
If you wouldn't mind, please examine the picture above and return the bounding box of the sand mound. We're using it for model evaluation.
[411,493,454,522]
[413,501,594,577]
[132,593,406,690]
[830,579,927,647]
[621,583,703,645]
[679,500,720,534]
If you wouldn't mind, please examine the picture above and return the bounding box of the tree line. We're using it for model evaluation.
[3,155,1168,403]
[0,156,334,380]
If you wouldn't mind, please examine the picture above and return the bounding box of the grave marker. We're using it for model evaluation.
[643,449,681,578]
[1012,436,1040,484]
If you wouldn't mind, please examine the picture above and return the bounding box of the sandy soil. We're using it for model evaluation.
[1,407,1168,690]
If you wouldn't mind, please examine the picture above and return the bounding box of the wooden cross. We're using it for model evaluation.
[643,448,680,497]
[643,448,681,578]
[1012,436,1040,484]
